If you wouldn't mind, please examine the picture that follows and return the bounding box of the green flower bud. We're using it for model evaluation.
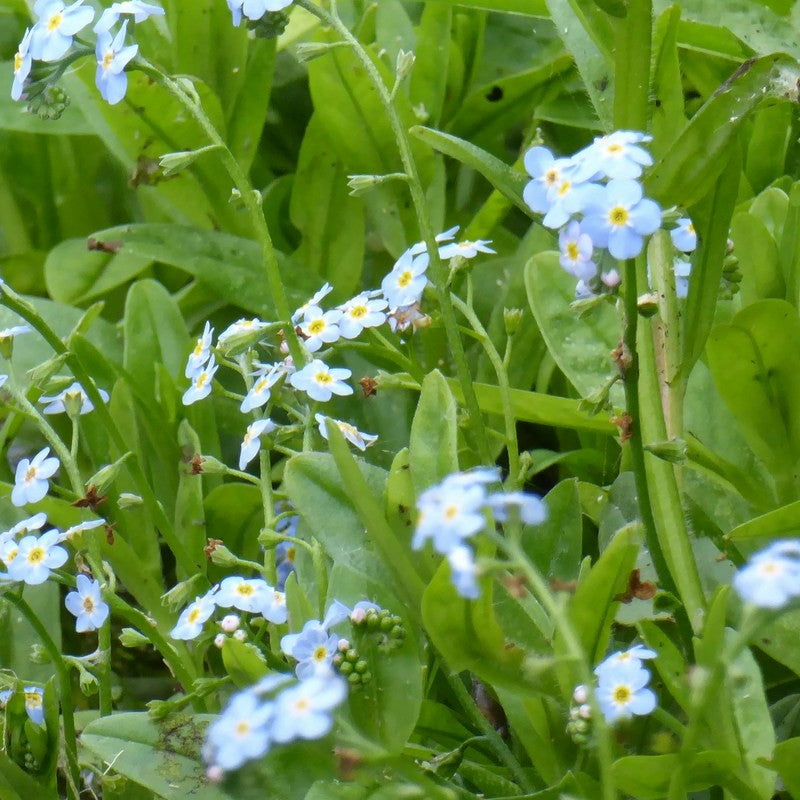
[644,438,687,464]
[119,627,150,648]
[87,452,132,494]
[26,354,68,387]
[503,307,524,337]
[208,543,238,567]
[118,492,143,509]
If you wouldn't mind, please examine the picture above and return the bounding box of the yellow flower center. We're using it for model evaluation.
[545,168,559,185]
[609,206,629,226]
[613,685,632,704]
[47,12,63,31]
[102,50,115,71]
[193,340,205,356]
[255,377,269,393]
[443,505,459,520]
[25,466,37,483]
[338,422,358,438]
[25,692,42,708]
[14,52,24,72]
[187,608,201,624]
[557,180,572,197]
[196,372,209,389]
[4,548,18,565]
[235,721,251,737]
[606,142,623,154]
[27,547,45,564]
[315,372,332,385]
[349,305,367,319]
[397,270,414,288]
[313,646,328,662]
[236,583,254,596]
[566,242,580,261]
[82,596,95,613]
[294,698,310,713]
[286,546,296,562]
[308,319,326,335]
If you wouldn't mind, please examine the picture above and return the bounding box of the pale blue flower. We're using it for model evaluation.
[381,249,429,309]
[289,360,352,402]
[300,307,342,353]
[65,574,109,632]
[12,447,59,506]
[734,540,800,609]
[315,414,377,451]
[447,545,479,599]
[337,294,387,339]
[581,179,662,259]
[0,325,31,343]
[414,480,488,553]
[488,491,547,525]
[595,661,656,724]
[7,530,67,585]
[94,1,165,33]
[3,513,48,539]
[227,0,292,25]
[270,675,348,743]
[171,592,217,640]
[281,622,339,679]
[24,687,45,725]
[215,576,272,613]
[11,28,33,101]
[438,239,496,260]
[292,283,333,324]
[31,0,94,62]
[275,540,296,591]
[204,691,274,770]
[674,258,691,299]
[95,21,138,105]
[40,381,109,415]
[185,321,214,378]
[240,364,282,413]
[573,131,653,181]
[542,176,598,230]
[182,356,218,405]
[523,146,576,214]
[558,221,596,282]
[671,217,697,253]
[59,518,106,543]
[594,644,657,680]
[258,588,288,624]
[239,418,276,470]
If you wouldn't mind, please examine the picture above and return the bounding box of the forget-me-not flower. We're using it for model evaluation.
[94,1,164,33]
[595,661,657,724]
[523,146,576,214]
[299,307,342,353]
[31,0,95,62]
[204,690,275,770]
[182,356,218,405]
[671,217,697,253]
[95,21,138,105]
[65,574,109,632]
[337,294,388,339]
[12,447,59,506]
[185,321,214,378]
[40,381,109,415]
[381,249,430,309]
[24,687,45,725]
[215,576,272,614]
[289,360,352,402]
[558,221,597,282]
[171,591,217,640]
[270,675,347,743]
[315,414,377,451]
[733,540,800,609]
[239,418,276,470]
[7,530,68,585]
[573,131,653,181]
[11,29,33,101]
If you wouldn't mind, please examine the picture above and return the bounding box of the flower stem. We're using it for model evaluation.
[296,0,491,464]
[5,592,81,798]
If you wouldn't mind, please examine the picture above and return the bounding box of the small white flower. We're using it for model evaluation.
[594,644,657,679]
[217,318,269,346]
[204,690,274,770]
[259,589,288,625]
[299,307,342,353]
[58,518,106,543]
[595,662,656,724]
[0,325,31,343]
[24,686,44,725]
[315,414,377,451]
[182,356,218,406]
[93,0,164,33]
[381,249,429,309]
[289,360,353,402]
[292,283,334,324]
[40,381,109,415]
[337,294,388,339]
[447,544,480,599]
[437,239,496,260]
[240,364,283,413]
[3,512,48,540]
[65,574,109,632]
[270,675,348,743]
[239,418,276,470]
[185,321,214,378]
[733,540,800,609]
[220,614,240,633]
[7,530,68,585]
[215,576,272,613]
[11,447,60,507]
[171,592,217,640]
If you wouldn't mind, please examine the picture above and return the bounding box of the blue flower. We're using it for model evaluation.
[558,220,596,281]
[24,687,45,725]
[573,131,653,181]
[488,491,547,525]
[289,360,352,402]
[447,545,480,599]
[65,574,110,632]
[671,217,697,253]
[674,258,691,299]
[94,1,165,34]
[226,0,293,26]
[239,419,276,470]
[523,146,575,214]
[594,644,656,680]
[30,0,94,62]
[204,690,274,770]
[595,661,656,724]
[11,28,33,101]
[182,355,218,405]
[12,448,60,507]
[280,620,340,679]
[581,179,662,259]
[413,480,488,553]
[733,540,800,609]
[270,675,348,743]
[95,21,139,105]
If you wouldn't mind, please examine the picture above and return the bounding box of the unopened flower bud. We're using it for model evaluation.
[208,544,238,568]
[220,615,240,633]
[233,629,246,641]
[573,685,589,704]
[645,438,687,464]
[503,307,523,337]
[118,492,143,509]
[207,765,224,783]
[214,633,226,649]
[395,49,416,81]
[26,354,68,387]
[159,145,221,177]
[578,703,592,719]
[119,628,150,648]
[87,453,132,494]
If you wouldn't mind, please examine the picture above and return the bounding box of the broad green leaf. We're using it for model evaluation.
[651,5,686,156]
[770,737,800,796]
[524,478,583,582]
[612,751,740,799]
[91,223,313,316]
[638,619,690,710]
[409,370,458,494]
[525,252,623,403]
[409,4,452,127]
[731,212,783,304]
[221,638,268,688]
[728,499,800,542]
[81,713,236,800]
[568,523,642,663]
[0,753,53,800]
[44,238,151,305]
[289,116,365,297]
[174,420,208,578]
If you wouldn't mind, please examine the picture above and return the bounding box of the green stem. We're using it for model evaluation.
[0,287,200,576]
[297,0,491,464]
[134,57,304,367]
[5,593,81,798]
[450,295,520,486]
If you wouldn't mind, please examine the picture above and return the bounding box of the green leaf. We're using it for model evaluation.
[525,252,624,403]
[638,619,690,710]
[612,751,740,799]
[81,713,236,800]
[728,499,800,542]
[0,753,53,800]
[204,484,263,572]
[410,125,529,214]
[770,737,800,797]
[651,5,687,155]
[568,523,642,663]
[524,479,583,582]
[409,370,458,495]
[409,4,452,127]
[731,212,783,304]
[220,638,268,688]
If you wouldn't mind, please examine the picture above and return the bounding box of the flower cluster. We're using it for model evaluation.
[171,574,288,640]
[204,599,387,774]
[593,645,657,724]
[733,540,800,609]
[182,227,494,472]
[413,469,546,598]
[524,132,676,297]
[11,1,164,107]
